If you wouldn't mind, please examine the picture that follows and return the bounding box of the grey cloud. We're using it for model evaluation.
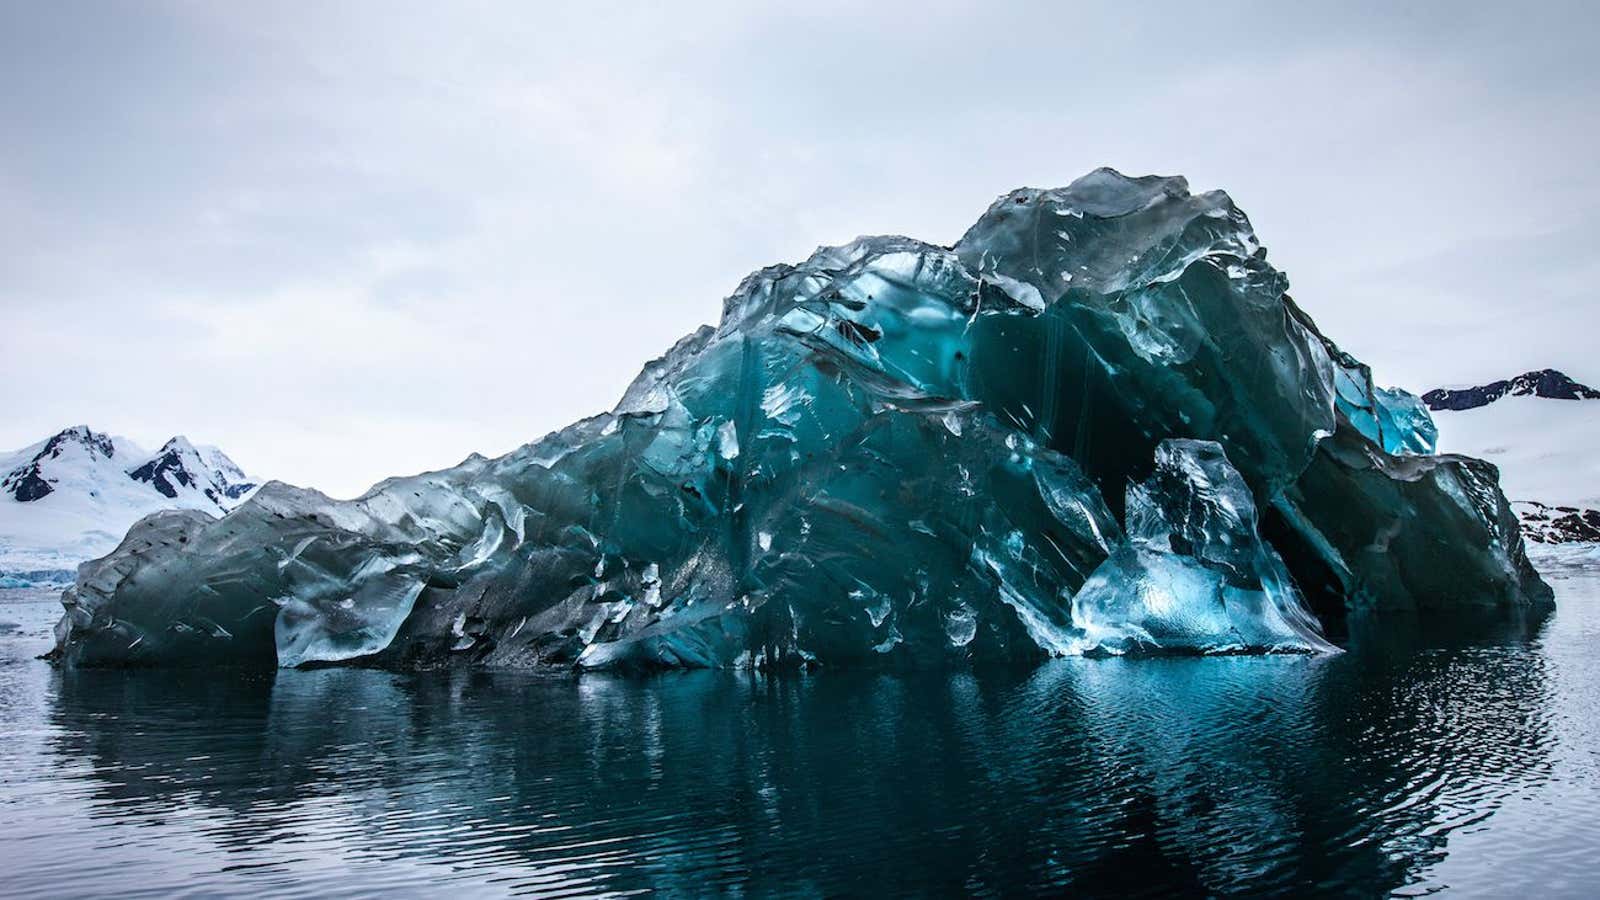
[2,0,1596,496]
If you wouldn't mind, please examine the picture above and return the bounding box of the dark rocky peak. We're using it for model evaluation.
[40,426,117,460]
[126,436,256,508]
[127,437,207,501]
[1423,369,1600,411]
[2,426,118,502]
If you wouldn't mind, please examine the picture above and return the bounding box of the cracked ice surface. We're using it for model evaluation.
[1070,440,1335,655]
[52,169,1550,671]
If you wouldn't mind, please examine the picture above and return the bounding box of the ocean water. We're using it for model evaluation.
[2,567,1598,897]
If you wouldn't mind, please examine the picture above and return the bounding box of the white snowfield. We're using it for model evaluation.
[0,427,257,580]
[1433,396,1600,510]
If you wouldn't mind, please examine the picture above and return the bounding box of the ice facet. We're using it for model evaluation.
[952,171,1338,501]
[1329,349,1437,455]
[50,169,1551,671]
[1070,440,1335,654]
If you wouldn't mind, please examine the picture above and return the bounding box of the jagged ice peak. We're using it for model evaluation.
[51,169,1551,671]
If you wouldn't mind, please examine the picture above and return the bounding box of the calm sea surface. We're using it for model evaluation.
[3,567,1599,897]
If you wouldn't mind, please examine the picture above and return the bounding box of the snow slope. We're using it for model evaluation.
[1434,395,1600,510]
[0,426,258,581]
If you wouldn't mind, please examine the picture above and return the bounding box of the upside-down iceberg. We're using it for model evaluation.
[51,169,1552,670]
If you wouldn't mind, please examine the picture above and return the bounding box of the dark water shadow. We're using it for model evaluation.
[41,605,1558,896]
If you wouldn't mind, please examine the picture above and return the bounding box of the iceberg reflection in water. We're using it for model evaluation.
[5,576,1597,896]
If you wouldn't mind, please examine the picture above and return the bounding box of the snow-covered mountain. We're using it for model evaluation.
[0,426,258,583]
[1423,369,1600,411]
[127,436,258,505]
[1429,370,1600,544]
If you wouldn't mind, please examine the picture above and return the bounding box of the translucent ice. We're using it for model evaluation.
[1070,440,1334,654]
[51,169,1550,671]
[1329,348,1437,456]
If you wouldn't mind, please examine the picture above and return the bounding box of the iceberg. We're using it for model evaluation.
[50,169,1551,671]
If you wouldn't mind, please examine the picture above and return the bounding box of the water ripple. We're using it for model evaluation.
[1,582,1598,895]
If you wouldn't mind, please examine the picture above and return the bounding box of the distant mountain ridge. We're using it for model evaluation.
[1422,369,1600,412]
[1,426,258,583]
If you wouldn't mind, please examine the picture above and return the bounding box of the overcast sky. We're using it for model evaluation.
[3,1,1597,497]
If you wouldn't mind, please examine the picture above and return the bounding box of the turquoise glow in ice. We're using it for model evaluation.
[1332,359,1438,455]
[51,169,1549,671]
[1071,440,1334,655]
